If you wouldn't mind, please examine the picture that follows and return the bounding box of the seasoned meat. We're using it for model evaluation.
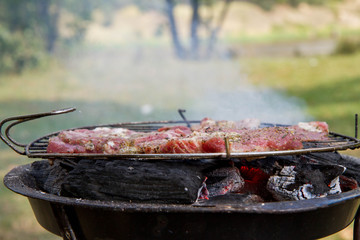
[47,119,329,155]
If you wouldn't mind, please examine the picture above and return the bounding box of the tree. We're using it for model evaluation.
[164,0,331,59]
[0,0,120,73]
[37,0,61,53]
[166,0,186,59]
[165,0,233,59]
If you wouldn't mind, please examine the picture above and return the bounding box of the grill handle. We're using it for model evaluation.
[0,108,76,155]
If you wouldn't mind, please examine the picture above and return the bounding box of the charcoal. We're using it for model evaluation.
[267,163,345,201]
[340,175,359,191]
[61,159,205,204]
[240,152,360,184]
[28,161,69,195]
[204,166,245,198]
[28,161,52,189]
[293,164,345,194]
[310,152,360,184]
[27,152,357,205]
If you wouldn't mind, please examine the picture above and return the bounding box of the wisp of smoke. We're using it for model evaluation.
[64,47,310,125]
[187,86,310,124]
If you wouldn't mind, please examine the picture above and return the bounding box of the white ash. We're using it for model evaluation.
[267,165,343,201]
[328,176,342,195]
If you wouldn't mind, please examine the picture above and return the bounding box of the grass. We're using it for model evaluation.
[242,54,360,141]
[226,27,360,45]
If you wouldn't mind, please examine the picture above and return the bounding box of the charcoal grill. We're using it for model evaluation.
[2,108,360,240]
[3,162,360,240]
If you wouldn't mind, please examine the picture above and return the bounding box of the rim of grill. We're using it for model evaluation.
[25,120,360,161]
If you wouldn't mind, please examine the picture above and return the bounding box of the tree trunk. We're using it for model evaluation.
[165,0,186,59]
[206,0,232,58]
[37,0,60,53]
[190,0,200,59]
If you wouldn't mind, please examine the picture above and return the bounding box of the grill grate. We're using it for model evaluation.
[25,121,360,161]
[1,108,360,161]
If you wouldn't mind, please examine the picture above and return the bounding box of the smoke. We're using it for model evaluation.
[188,86,309,124]
[164,59,309,124]
[63,47,309,125]
[60,3,311,125]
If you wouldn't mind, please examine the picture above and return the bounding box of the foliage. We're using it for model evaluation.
[0,26,46,73]
[333,37,360,55]
[0,0,120,74]
[0,0,346,72]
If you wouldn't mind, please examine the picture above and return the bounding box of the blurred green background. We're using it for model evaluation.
[1,0,360,239]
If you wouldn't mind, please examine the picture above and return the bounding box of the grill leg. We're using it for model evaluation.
[354,209,360,240]
[50,204,84,240]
